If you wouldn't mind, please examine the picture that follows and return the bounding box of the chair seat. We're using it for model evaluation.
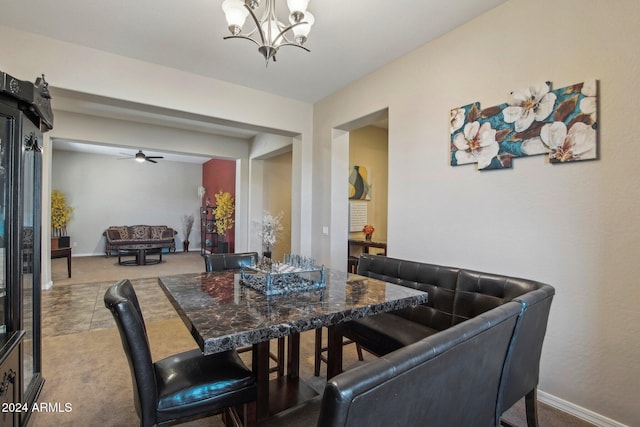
[336,312,439,356]
[155,349,256,423]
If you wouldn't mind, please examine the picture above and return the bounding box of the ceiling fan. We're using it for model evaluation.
[119,150,164,164]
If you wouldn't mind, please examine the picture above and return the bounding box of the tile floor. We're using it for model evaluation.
[41,277,178,337]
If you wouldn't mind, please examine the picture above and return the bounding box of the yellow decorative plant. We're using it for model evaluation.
[213,191,235,239]
[51,190,73,237]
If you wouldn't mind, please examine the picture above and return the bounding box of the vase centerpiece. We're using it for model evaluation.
[213,190,235,253]
[258,210,284,260]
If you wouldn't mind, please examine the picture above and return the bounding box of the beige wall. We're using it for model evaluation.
[313,0,640,425]
[348,126,388,249]
[262,152,292,261]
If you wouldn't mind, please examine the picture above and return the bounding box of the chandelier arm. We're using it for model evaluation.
[271,21,307,46]
[223,34,262,47]
[277,42,310,53]
[244,3,268,46]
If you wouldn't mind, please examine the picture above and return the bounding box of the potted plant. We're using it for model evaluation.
[182,214,194,252]
[258,210,284,259]
[51,189,73,248]
[213,190,235,253]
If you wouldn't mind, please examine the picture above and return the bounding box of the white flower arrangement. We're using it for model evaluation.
[258,210,284,251]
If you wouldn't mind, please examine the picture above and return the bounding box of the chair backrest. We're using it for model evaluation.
[357,254,459,332]
[317,301,524,427]
[452,269,540,325]
[499,284,555,414]
[104,279,158,427]
[204,252,259,271]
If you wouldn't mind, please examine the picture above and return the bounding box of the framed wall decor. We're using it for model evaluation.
[349,165,372,200]
[450,80,598,171]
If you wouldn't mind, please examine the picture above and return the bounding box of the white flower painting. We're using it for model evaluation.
[450,80,598,170]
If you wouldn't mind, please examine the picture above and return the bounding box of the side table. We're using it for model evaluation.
[51,247,72,278]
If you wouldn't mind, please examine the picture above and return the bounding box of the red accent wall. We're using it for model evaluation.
[202,159,236,251]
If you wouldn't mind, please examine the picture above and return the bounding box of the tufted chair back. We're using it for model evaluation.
[452,270,540,325]
[204,252,259,272]
[357,254,459,331]
[104,280,157,427]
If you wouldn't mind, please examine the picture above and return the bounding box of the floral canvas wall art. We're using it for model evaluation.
[450,80,598,170]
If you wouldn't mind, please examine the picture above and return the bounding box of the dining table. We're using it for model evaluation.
[158,268,428,424]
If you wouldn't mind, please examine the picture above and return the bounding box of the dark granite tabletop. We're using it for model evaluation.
[158,269,428,355]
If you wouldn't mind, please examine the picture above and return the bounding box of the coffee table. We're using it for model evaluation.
[117,244,165,266]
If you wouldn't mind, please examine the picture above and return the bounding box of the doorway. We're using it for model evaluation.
[329,108,389,270]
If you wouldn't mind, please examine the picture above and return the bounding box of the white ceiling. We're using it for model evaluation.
[2,0,506,161]
[53,139,214,164]
[0,0,507,103]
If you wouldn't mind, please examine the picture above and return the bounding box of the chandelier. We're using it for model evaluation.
[221,0,314,65]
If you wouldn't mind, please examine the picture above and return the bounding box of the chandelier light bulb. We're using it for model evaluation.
[222,0,249,34]
[287,0,309,21]
[290,11,313,45]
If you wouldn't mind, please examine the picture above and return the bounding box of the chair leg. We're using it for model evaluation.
[276,337,285,377]
[525,389,539,427]
[314,328,323,376]
[355,343,364,361]
[314,328,364,376]
[241,340,286,377]
[223,403,251,427]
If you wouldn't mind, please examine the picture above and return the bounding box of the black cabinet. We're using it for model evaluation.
[0,70,53,426]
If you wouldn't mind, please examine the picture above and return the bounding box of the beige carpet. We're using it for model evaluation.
[30,253,593,427]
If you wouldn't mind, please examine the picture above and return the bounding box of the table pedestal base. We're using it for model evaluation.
[248,334,318,425]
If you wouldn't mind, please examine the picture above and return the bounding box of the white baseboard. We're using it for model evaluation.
[538,390,628,427]
[42,280,53,290]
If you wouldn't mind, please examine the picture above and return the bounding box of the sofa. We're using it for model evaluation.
[263,298,526,427]
[333,254,555,427]
[103,225,177,256]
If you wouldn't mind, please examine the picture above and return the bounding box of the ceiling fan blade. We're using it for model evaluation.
[146,158,158,163]
[117,156,133,160]
[146,156,164,159]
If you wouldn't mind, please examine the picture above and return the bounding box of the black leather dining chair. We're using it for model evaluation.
[203,252,286,376]
[203,251,259,271]
[104,279,257,427]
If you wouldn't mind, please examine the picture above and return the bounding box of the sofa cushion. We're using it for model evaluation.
[150,226,166,240]
[130,225,150,240]
[105,227,129,242]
